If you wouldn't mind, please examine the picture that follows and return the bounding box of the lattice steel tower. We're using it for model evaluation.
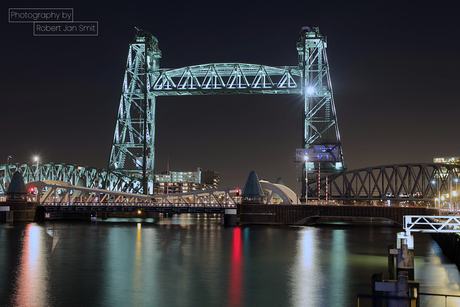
[108,29,161,193]
[297,26,344,200]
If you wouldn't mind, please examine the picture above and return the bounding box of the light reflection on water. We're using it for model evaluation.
[10,224,51,307]
[0,217,460,307]
[227,227,243,307]
[291,228,321,307]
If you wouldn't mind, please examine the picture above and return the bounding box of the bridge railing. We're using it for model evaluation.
[41,202,237,208]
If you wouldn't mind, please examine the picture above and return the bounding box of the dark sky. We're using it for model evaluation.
[2,0,459,191]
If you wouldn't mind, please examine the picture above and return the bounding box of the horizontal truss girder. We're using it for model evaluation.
[307,163,459,201]
[152,63,301,95]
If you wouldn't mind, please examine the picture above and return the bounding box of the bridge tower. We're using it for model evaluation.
[297,26,345,200]
[108,29,161,194]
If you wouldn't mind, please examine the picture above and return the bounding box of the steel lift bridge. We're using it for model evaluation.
[0,27,458,205]
[108,26,344,195]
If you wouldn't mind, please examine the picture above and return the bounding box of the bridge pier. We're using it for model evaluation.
[222,209,237,226]
[0,206,13,223]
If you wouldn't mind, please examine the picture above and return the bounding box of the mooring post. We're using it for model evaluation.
[395,232,415,281]
[388,244,395,280]
[371,273,383,307]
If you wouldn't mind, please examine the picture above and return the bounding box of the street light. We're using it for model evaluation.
[304,155,309,204]
[34,156,39,181]
[306,86,315,95]
[431,179,441,216]
[454,178,459,213]
[6,155,12,189]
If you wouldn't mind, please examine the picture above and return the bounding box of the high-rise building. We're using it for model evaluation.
[153,167,219,194]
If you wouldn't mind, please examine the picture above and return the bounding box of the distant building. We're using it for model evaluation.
[433,157,459,181]
[434,157,460,164]
[153,167,219,194]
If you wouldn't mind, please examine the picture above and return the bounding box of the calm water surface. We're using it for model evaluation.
[1,215,459,307]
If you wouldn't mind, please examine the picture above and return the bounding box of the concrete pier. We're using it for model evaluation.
[0,206,13,223]
[222,208,237,226]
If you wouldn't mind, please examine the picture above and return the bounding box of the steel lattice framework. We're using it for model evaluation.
[2,163,458,204]
[109,31,161,193]
[0,163,142,195]
[152,63,301,95]
[308,163,459,201]
[108,27,344,194]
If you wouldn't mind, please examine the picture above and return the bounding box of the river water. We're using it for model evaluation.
[1,215,459,307]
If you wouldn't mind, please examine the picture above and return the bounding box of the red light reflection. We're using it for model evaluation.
[227,227,243,307]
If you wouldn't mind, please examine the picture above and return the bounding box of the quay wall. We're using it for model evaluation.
[238,204,438,225]
[1,202,39,222]
[431,233,460,270]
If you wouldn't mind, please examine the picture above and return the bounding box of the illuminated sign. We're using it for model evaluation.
[295,145,340,162]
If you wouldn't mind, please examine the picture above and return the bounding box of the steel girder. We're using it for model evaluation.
[307,163,459,201]
[0,163,142,195]
[152,63,301,95]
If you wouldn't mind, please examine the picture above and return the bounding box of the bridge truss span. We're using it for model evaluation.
[28,180,296,207]
[309,163,459,202]
[152,63,301,95]
[0,163,142,195]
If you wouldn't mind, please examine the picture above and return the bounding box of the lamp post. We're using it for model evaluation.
[304,155,309,204]
[34,156,39,181]
[295,163,299,205]
[432,179,441,216]
[454,178,459,213]
[6,155,12,189]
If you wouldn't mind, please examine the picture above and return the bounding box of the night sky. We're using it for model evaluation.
[2,0,459,191]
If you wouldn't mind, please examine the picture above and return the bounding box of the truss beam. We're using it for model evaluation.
[404,215,460,235]
[152,63,301,95]
[308,163,459,202]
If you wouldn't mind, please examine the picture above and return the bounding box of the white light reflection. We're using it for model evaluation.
[11,224,50,307]
[131,223,143,306]
[330,230,347,305]
[415,243,460,306]
[290,228,321,307]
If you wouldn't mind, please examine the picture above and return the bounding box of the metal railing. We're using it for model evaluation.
[357,292,460,306]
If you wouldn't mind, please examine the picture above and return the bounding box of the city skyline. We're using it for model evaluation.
[2,1,459,190]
